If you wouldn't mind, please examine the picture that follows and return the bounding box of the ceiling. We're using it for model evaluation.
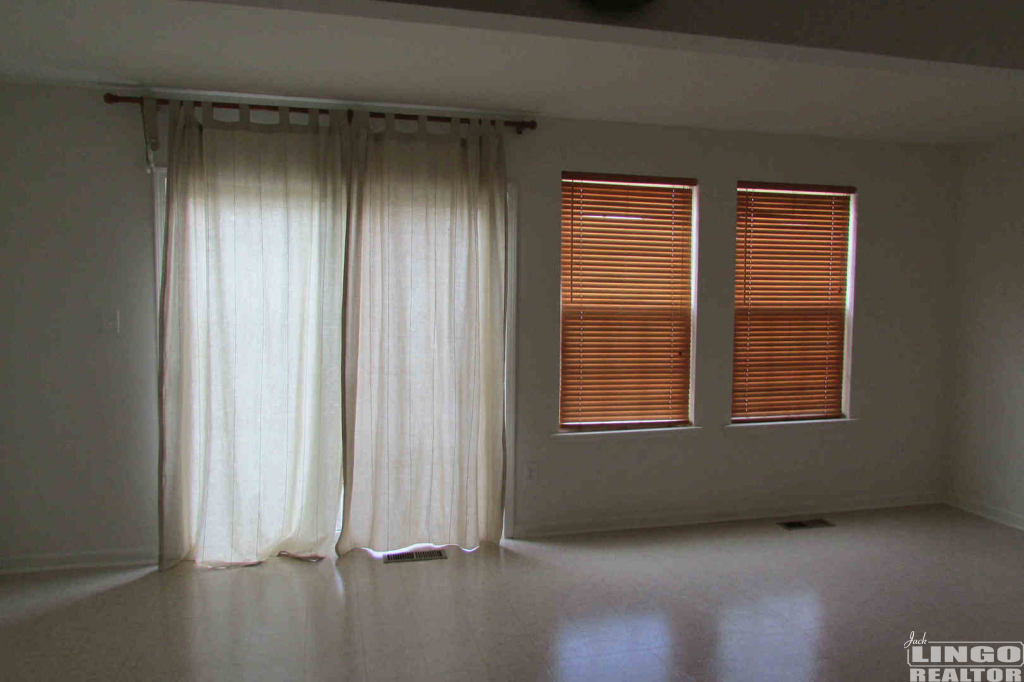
[372,0,1024,71]
[3,0,1024,144]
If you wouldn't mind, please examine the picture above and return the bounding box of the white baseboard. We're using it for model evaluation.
[947,494,1024,532]
[0,549,157,575]
[514,491,945,539]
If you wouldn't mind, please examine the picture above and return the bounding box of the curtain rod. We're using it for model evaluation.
[103,93,538,135]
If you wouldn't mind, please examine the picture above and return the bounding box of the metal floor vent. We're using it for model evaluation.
[778,518,835,530]
[383,549,447,564]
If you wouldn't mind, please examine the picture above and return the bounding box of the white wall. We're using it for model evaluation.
[506,118,961,536]
[0,83,159,571]
[950,134,1024,529]
[0,82,967,568]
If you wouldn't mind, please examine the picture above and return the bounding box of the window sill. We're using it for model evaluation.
[551,425,702,440]
[724,417,857,431]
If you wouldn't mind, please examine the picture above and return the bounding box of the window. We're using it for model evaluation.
[560,172,696,429]
[731,181,856,422]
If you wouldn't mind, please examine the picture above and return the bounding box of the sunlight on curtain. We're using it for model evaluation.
[159,102,347,567]
[160,104,509,565]
[336,114,507,554]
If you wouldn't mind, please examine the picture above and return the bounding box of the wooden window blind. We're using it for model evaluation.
[560,172,696,429]
[732,181,855,422]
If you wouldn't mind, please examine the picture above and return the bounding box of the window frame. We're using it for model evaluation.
[558,171,699,432]
[730,181,857,424]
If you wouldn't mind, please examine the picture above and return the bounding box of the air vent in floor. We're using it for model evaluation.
[778,518,835,530]
[383,549,447,564]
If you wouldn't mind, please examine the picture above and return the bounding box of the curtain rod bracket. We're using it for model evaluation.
[141,97,159,152]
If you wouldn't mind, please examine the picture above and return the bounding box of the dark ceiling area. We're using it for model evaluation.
[378,0,1024,70]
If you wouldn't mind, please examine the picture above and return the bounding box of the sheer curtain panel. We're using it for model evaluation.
[336,115,508,554]
[160,102,348,567]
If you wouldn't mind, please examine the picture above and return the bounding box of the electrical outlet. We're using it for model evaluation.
[99,309,121,335]
[525,463,538,483]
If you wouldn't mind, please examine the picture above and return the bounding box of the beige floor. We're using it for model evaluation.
[1,505,1022,681]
